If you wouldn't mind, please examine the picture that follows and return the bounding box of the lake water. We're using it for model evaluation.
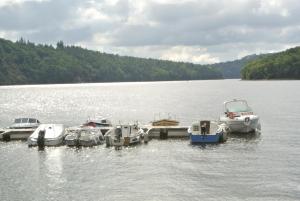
[0,79,300,201]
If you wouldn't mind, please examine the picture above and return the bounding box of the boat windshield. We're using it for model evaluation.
[21,118,29,123]
[29,118,37,123]
[226,101,252,113]
[14,118,22,123]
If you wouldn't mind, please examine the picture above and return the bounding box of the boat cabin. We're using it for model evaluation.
[190,121,211,134]
[115,124,139,137]
[224,100,253,118]
[10,118,40,129]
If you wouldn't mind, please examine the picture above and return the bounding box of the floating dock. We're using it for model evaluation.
[142,126,189,139]
[0,125,189,142]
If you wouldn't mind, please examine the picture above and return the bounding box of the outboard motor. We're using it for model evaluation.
[115,127,122,139]
[2,133,11,142]
[143,133,149,143]
[114,127,123,150]
[37,130,45,150]
[75,131,81,148]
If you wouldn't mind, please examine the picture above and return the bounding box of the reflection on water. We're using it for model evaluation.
[43,149,65,187]
[1,80,300,201]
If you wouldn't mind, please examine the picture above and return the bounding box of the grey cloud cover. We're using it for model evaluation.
[1,0,300,63]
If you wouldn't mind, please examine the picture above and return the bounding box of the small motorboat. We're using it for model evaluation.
[80,117,113,136]
[188,120,228,144]
[105,124,145,148]
[64,129,80,146]
[65,128,104,147]
[219,99,261,133]
[79,129,104,146]
[0,118,40,141]
[27,124,65,147]
[82,117,112,128]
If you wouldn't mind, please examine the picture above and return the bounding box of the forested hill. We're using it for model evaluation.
[0,38,223,85]
[209,54,260,79]
[242,46,300,80]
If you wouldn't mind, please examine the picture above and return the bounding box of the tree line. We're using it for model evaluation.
[0,38,223,85]
[242,46,300,80]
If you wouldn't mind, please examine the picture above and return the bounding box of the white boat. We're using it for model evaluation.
[188,120,228,144]
[219,99,261,133]
[105,124,144,147]
[65,128,104,147]
[0,118,40,141]
[27,124,65,147]
[64,129,80,146]
[79,129,104,146]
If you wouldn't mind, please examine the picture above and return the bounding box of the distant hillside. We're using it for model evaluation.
[242,47,300,80]
[0,38,222,85]
[209,54,260,79]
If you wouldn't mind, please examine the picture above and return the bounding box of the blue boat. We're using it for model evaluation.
[188,120,228,144]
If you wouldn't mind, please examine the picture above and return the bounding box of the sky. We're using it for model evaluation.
[1,0,300,64]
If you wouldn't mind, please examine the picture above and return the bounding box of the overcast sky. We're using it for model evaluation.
[1,0,300,64]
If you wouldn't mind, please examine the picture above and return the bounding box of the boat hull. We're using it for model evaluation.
[65,139,78,146]
[0,128,36,141]
[220,115,260,133]
[27,124,65,147]
[189,133,223,144]
[28,137,64,146]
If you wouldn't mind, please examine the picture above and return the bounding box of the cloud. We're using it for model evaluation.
[1,0,300,63]
[160,46,219,64]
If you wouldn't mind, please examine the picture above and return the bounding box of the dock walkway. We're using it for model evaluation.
[142,125,189,139]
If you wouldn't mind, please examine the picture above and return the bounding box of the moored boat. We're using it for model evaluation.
[65,128,104,147]
[105,124,145,148]
[27,124,65,147]
[82,117,112,128]
[0,118,40,141]
[219,99,261,133]
[188,120,228,144]
[79,129,104,146]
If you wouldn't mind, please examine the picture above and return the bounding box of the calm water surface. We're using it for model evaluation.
[0,80,300,201]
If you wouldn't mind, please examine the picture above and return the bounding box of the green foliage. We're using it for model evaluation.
[209,54,261,79]
[241,47,300,80]
[0,38,223,85]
